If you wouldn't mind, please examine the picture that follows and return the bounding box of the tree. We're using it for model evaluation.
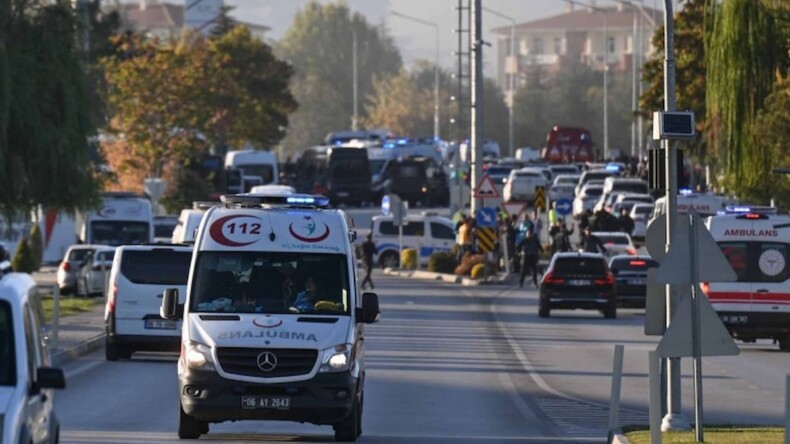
[752,76,790,207]
[706,0,788,199]
[11,237,35,274]
[0,1,101,224]
[279,1,402,153]
[28,223,42,271]
[640,0,709,160]
[209,6,238,40]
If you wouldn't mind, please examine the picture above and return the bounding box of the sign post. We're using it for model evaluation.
[554,198,572,218]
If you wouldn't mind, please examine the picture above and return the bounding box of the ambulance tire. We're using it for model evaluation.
[105,339,120,361]
[178,402,204,440]
[334,395,360,442]
[779,336,790,352]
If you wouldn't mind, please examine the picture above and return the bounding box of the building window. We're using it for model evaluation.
[532,38,544,55]
[553,37,562,54]
[607,36,615,54]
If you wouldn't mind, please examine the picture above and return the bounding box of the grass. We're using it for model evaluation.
[624,425,784,444]
[41,296,102,323]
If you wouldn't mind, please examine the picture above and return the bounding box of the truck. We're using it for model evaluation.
[543,126,594,164]
[77,192,154,246]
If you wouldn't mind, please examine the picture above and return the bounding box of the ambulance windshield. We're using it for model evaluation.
[190,252,350,315]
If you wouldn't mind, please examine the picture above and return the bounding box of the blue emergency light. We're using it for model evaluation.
[605,163,621,172]
[723,205,777,215]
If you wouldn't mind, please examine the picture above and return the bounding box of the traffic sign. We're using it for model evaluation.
[554,198,572,216]
[533,186,546,211]
[502,202,525,217]
[475,207,498,228]
[474,174,500,199]
[381,195,390,216]
[476,227,497,253]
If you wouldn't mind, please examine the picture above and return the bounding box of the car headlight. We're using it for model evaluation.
[319,343,352,373]
[185,341,215,371]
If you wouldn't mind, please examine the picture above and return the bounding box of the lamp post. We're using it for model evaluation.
[390,10,441,140]
[483,7,516,158]
[564,0,609,160]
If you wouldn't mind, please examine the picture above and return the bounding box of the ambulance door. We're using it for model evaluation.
[751,241,790,320]
[712,241,752,318]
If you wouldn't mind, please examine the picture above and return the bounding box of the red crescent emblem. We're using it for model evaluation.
[253,318,283,328]
[209,215,259,247]
[289,222,330,243]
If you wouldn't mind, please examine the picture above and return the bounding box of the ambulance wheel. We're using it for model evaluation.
[779,336,790,352]
[178,402,204,440]
[105,339,120,361]
[379,251,399,269]
[334,396,360,442]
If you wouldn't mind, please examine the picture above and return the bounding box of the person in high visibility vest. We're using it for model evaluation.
[548,201,558,227]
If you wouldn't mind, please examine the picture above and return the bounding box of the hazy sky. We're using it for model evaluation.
[225,0,574,76]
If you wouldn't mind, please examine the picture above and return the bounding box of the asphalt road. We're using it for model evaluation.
[54,273,789,443]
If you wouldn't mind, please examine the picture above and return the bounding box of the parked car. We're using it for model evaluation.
[575,169,617,196]
[615,193,655,206]
[371,212,456,268]
[539,252,617,318]
[76,246,116,297]
[57,245,99,295]
[608,255,659,308]
[503,168,548,203]
[105,245,193,361]
[573,184,604,218]
[630,203,654,242]
[0,272,66,444]
[550,174,580,201]
[592,232,637,257]
[593,192,625,214]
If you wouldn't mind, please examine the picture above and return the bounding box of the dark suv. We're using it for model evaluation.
[539,252,617,319]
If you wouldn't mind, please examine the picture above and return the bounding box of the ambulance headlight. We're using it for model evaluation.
[320,343,352,372]
[185,341,215,371]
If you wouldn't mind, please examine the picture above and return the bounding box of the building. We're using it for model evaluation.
[491,3,660,105]
[113,1,270,42]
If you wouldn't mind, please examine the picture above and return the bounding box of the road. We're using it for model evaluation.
[55,273,788,443]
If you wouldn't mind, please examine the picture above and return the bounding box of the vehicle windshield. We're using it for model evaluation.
[154,223,176,238]
[91,221,150,246]
[67,248,93,262]
[241,164,275,184]
[553,258,606,275]
[597,235,630,245]
[190,251,350,315]
[585,187,603,197]
[0,301,14,386]
[121,250,192,285]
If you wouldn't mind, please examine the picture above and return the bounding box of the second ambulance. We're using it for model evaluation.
[705,207,790,351]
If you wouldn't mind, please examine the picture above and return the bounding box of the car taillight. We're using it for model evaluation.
[543,273,565,284]
[108,282,117,313]
[595,274,615,285]
[627,248,637,255]
[60,261,70,272]
[700,282,710,295]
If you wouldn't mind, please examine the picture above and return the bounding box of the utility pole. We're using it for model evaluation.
[352,29,359,131]
[470,0,483,213]
[483,7,516,158]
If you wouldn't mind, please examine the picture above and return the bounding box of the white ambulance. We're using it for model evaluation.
[78,192,154,246]
[160,194,380,441]
[704,207,790,350]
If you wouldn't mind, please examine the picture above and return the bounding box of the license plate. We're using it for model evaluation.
[241,396,291,410]
[144,319,177,330]
[568,279,590,286]
[628,279,646,286]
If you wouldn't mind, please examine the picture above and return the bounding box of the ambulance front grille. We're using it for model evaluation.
[216,347,318,378]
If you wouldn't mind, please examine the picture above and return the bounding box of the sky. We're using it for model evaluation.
[224,0,572,76]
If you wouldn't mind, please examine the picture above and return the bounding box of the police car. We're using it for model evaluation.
[160,194,380,441]
[0,271,66,444]
[370,212,456,268]
[704,206,790,350]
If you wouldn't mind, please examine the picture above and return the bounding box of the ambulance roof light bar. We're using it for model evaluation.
[722,205,777,215]
[221,194,331,209]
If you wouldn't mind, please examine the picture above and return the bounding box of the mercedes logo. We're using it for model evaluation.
[256,352,277,372]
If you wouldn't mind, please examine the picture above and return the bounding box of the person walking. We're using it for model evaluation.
[548,202,558,228]
[361,234,376,290]
[581,226,608,255]
[518,226,543,288]
[618,207,635,236]
[549,219,574,254]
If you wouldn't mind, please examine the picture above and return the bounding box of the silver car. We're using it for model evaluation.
[56,245,99,295]
[76,246,116,297]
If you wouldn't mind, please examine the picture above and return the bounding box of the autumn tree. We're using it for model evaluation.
[279,1,402,153]
[752,75,790,207]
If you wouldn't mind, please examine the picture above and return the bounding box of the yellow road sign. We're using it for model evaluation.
[476,227,497,253]
[534,186,546,211]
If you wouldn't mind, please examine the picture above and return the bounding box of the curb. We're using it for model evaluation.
[51,333,105,367]
[611,433,631,444]
[383,268,512,286]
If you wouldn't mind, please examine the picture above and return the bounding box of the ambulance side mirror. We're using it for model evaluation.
[358,292,380,324]
[161,288,182,320]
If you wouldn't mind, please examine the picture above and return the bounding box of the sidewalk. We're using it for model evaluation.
[33,267,106,367]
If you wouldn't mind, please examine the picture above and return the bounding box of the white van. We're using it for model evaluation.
[371,213,456,268]
[160,194,380,441]
[172,203,216,244]
[105,245,193,361]
[225,149,279,190]
[78,192,154,246]
[705,209,790,350]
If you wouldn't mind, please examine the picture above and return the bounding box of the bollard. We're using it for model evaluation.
[608,344,625,442]
[51,284,60,350]
[649,350,662,444]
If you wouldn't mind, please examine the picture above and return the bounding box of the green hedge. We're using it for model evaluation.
[428,251,456,274]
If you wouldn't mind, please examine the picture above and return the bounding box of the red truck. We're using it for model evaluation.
[542,126,594,164]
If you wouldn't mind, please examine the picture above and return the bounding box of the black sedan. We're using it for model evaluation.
[608,255,659,309]
[539,252,617,319]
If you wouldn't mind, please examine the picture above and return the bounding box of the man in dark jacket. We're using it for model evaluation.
[618,207,635,236]
[361,234,376,290]
[581,226,608,255]
[518,226,543,288]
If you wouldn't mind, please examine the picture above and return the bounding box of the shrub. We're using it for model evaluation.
[470,263,486,279]
[455,253,484,276]
[401,248,417,270]
[428,251,456,274]
[28,224,43,271]
[12,238,36,273]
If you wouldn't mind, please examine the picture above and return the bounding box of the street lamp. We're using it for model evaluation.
[483,6,516,158]
[564,0,609,160]
[390,10,441,141]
